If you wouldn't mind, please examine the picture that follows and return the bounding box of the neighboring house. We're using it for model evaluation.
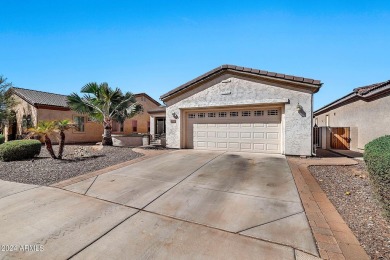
[152,64,322,156]
[313,80,390,151]
[4,88,160,143]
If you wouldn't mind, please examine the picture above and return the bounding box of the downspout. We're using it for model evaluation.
[311,93,316,157]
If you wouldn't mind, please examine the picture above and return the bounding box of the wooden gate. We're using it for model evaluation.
[330,127,350,149]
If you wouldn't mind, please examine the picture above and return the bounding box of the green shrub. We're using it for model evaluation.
[364,135,390,218]
[0,134,4,144]
[0,140,41,162]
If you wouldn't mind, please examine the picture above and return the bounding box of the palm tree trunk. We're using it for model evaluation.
[57,131,65,159]
[44,134,57,159]
[102,119,113,146]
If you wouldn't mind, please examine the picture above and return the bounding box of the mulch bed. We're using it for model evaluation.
[309,161,390,260]
[0,144,143,186]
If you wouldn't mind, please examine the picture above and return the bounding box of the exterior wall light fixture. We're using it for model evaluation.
[172,112,178,119]
[296,103,303,112]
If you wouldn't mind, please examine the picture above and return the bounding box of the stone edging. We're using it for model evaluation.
[287,157,370,260]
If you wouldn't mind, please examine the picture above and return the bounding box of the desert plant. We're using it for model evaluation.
[28,121,57,159]
[0,76,17,125]
[67,82,142,145]
[364,135,390,218]
[0,134,4,144]
[55,120,76,159]
[0,140,41,161]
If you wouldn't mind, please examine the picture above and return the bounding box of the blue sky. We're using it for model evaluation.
[1,1,389,110]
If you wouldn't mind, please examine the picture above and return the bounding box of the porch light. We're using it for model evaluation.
[172,112,178,119]
[296,103,303,112]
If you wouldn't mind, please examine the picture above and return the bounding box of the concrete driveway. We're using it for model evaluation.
[0,150,319,260]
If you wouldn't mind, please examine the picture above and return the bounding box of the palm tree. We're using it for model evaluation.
[55,120,76,159]
[28,121,57,159]
[67,82,142,145]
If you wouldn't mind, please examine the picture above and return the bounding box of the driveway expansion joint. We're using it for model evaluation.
[139,151,227,210]
[236,210,305,234]
[84,175,98,195]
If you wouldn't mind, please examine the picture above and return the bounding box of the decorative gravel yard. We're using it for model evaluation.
[0,144,143,186]
[309,161,390,260]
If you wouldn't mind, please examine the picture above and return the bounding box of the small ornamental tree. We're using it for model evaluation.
[67,82,142,145]
[28,121,57,159]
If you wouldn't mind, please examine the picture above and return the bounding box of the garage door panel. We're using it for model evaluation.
[253,132,265,139]
[267,143,279,152]
[217,142,228,148]
[253,143,265,151]
[266,132,279,139]
[207,142,216,148]
[240,132,251,138]
[240,143,252,150]
[229,142,240,149]
[229,132,239,138]
[188,108,281,154]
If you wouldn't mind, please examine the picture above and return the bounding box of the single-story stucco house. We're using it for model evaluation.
[313,80,390,151]
[3,87,160,143]
[150,64,322,156]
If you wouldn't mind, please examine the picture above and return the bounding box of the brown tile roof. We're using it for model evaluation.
[353,80,390,96]
[160,64,322,100]
[11,87,70,108]
[314,79,390,116]
[11,87,160,110]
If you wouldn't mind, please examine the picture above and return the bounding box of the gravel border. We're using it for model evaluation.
[0,144,143,186]
[309,161,390,260]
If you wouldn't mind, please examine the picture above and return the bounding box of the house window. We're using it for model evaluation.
[230,112,238,117]
[208,112,216,118]
[218,112,227,117]
[74,116,85,132]
[147,121,150,133]
[132,120,137,132]
[268,109,279,116]
[242,111,251,117]
[188,113,195,119]
[254,110,264,116]
[112,120,124,132]
[198,112,206,118]
[326,115,329,127]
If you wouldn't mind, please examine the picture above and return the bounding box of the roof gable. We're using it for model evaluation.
[134,93,161,106]
[161,64,322,101]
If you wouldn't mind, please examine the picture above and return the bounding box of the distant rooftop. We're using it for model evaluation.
[314,79,390,115]
[11,87,69,108]
[10,87,160,109]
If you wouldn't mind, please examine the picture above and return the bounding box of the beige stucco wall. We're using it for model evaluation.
[3,95,38,141]
[314,95,390,150]
[164,74,314,156]
[116,95,159,135]
[5,94,159,144]
[37,108,103,143]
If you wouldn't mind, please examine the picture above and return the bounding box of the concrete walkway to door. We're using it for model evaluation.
[0,150,320,260]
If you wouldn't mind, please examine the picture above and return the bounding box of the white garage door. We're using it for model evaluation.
[187,108,281,154]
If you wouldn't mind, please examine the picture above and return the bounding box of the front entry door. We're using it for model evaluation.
[156,118,166,135]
